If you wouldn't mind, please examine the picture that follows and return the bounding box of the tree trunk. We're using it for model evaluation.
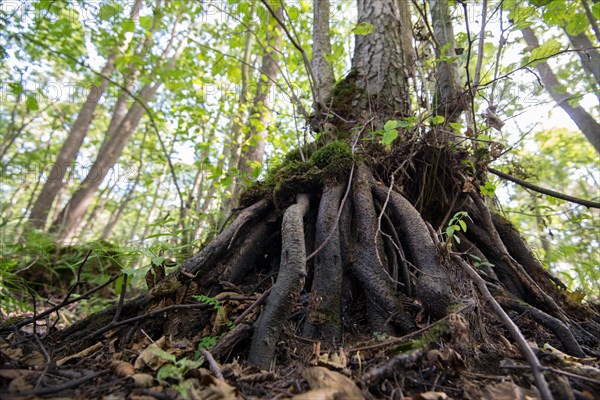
[229,6,283,207]
[351,0,415,126]
[521,27,600,153]
[26,0,143,230]
[312,0,335,105]
[429,0,467,123]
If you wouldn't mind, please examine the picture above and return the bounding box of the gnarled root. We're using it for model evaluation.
[248,194,311,368]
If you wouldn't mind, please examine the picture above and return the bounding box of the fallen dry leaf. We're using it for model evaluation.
[130,373,155,388]
[57,342,103,366]
[483,381,539,400]
[190,374,241,400]
[302,366,364,400]
[414,391,450,400]
[111,360,135,377]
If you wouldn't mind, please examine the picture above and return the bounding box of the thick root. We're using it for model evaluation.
[372,184,455,319]
[303,184,344,346]
[248,194,311,368]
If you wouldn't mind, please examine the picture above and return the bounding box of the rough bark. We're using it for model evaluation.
[521,27,600,153]
[312,0,335,105]
[352,0,414,125]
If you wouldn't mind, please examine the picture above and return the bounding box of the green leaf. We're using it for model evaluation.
[430,115,445,125]
[9,82,22,95]
[384,120,399,131]
[99,4,117,20]
[287,6,300,20]
[529,39,561,65]
[565,13,587,36]
[151,256,165,266]
[458,220,467,232]
[140,15,153,30]
[26,96,39,111]
[352,22,374,35]
[157,364,182,381]
[446,226,455,236]
[121,20,135,33]
[149,347,178,363]
[382,129,398,145]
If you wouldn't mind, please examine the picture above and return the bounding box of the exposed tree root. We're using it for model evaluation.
[372,184,455,319]
[303,184,344,346]
[501,298,585,357]
[452,254,554,400]
[249,194,311,368]
[351,165,416,334]
[7,148,600,400]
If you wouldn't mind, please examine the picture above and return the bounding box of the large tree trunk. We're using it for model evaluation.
[351,0,415,125]
[51,21,194,242]
[26,0,143,230]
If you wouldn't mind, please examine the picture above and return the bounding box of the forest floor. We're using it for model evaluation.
[1,292,599,400]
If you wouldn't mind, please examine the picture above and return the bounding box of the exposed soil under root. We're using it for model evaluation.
[2,147,599,399]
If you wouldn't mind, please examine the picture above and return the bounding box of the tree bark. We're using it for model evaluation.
[352,0,414,126]
[429,0,467,122]
[312,0,335,105]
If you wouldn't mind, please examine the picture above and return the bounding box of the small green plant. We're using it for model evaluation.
[468,254,495,269]
[152,348,203,398]
[481,181,497,197]
[445,211,471,248]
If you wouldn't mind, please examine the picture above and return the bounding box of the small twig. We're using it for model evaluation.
[33,335,51,390]
[488,167,600,209]
[234,288,271,325]
[200,349,224,380]
[3,369,111,397]
[0,274,120,333]
[501,364,600,385]
[348,303,473,353]
[112,273,128,323]
[64,249,93,302]
[452,254,554,400]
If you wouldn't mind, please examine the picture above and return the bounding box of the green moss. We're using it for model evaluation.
[310,140,352,168]
[272,160,322,209]
[238,140,354,209]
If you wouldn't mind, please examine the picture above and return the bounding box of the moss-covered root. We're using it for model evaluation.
[352,165,416,334]
[372,184,456,319]
[303,184,344,346]
[248,194,311,369]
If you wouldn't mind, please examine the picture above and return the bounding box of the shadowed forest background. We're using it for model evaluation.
[0,0,599,399]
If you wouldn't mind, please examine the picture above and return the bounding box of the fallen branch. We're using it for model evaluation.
[452,254,554,400]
